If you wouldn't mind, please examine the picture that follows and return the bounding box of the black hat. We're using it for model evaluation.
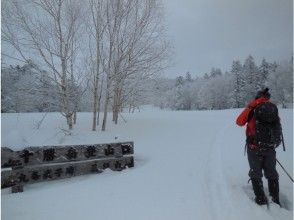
[255,88,271,99]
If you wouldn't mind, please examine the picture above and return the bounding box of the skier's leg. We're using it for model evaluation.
[263,148,278,179]
[247,148,267,205]
[247,148,263,180]
[268,179,280,205]
[251,179,267,205]
[263,149,280,205]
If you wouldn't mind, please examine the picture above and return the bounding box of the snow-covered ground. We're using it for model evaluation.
[1,107,293,220]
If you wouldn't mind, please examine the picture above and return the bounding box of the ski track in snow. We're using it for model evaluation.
[205,123,236,220]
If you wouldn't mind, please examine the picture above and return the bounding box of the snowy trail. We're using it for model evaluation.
[1,108,293,220]
[205,122,238,220]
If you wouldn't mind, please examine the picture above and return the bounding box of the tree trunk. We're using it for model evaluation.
[97,76,104,126]
[61,54,72,130]
[61,83,72,130]
[112,89,118,122]
[114,109,119,124]
[113,103,120,124]
[66,114,73,130]
[92,39,100,130]
[92,86,98,131]
[96,111,100,126]
[102,90,109,131]
[112,106,116,122]
[102,77,110,131]
[114,96,121,124]
[92,110,97,131]
[73,111,77,124]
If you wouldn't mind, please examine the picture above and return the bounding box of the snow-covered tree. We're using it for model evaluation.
[242,55,260,103]
[259,58,271,88]
[1,64,59,113]
[98,0,169,130]
[268,59,293,108]
[185,72,193,82]
[152,55,293,111]
[2,0,86,129]
[210,68,222,78]
[231,60,245,107]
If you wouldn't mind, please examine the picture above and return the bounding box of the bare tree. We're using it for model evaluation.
[2,0,85,130]
[95,0,170,129]
[2,0,170,132]
[86,0,107,131]
[100,0,119,131]
[109,0,170,124]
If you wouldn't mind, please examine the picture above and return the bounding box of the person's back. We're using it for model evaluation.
[236,88,281,206]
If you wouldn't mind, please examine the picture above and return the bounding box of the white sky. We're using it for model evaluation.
[162,0,293,77]
[2,0,292,78]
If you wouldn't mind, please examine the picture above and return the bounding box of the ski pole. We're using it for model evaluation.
[276,159,293,182]
[281,131,286,152]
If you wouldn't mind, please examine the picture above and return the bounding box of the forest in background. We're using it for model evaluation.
[153,55,293,110]
[2,55,293,114]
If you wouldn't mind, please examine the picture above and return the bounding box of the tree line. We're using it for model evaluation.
[2,0,170,131]
[152,55,293,110]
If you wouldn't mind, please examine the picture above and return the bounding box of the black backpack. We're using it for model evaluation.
[254,102,282,148]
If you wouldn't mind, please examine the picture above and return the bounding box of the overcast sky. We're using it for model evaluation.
[162,0,293,78]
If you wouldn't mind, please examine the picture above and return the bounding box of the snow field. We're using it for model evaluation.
[1,107,293,220]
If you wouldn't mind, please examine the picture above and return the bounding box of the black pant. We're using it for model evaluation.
[247,147,278,180]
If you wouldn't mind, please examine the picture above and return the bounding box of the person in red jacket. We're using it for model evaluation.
[236,88,280,206]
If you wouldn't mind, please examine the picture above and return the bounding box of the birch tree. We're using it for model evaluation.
[105,0,170,126]
[84,0,107,131]
[2,0,84,129]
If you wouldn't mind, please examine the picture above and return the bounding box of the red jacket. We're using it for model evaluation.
[236,97,269,146]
